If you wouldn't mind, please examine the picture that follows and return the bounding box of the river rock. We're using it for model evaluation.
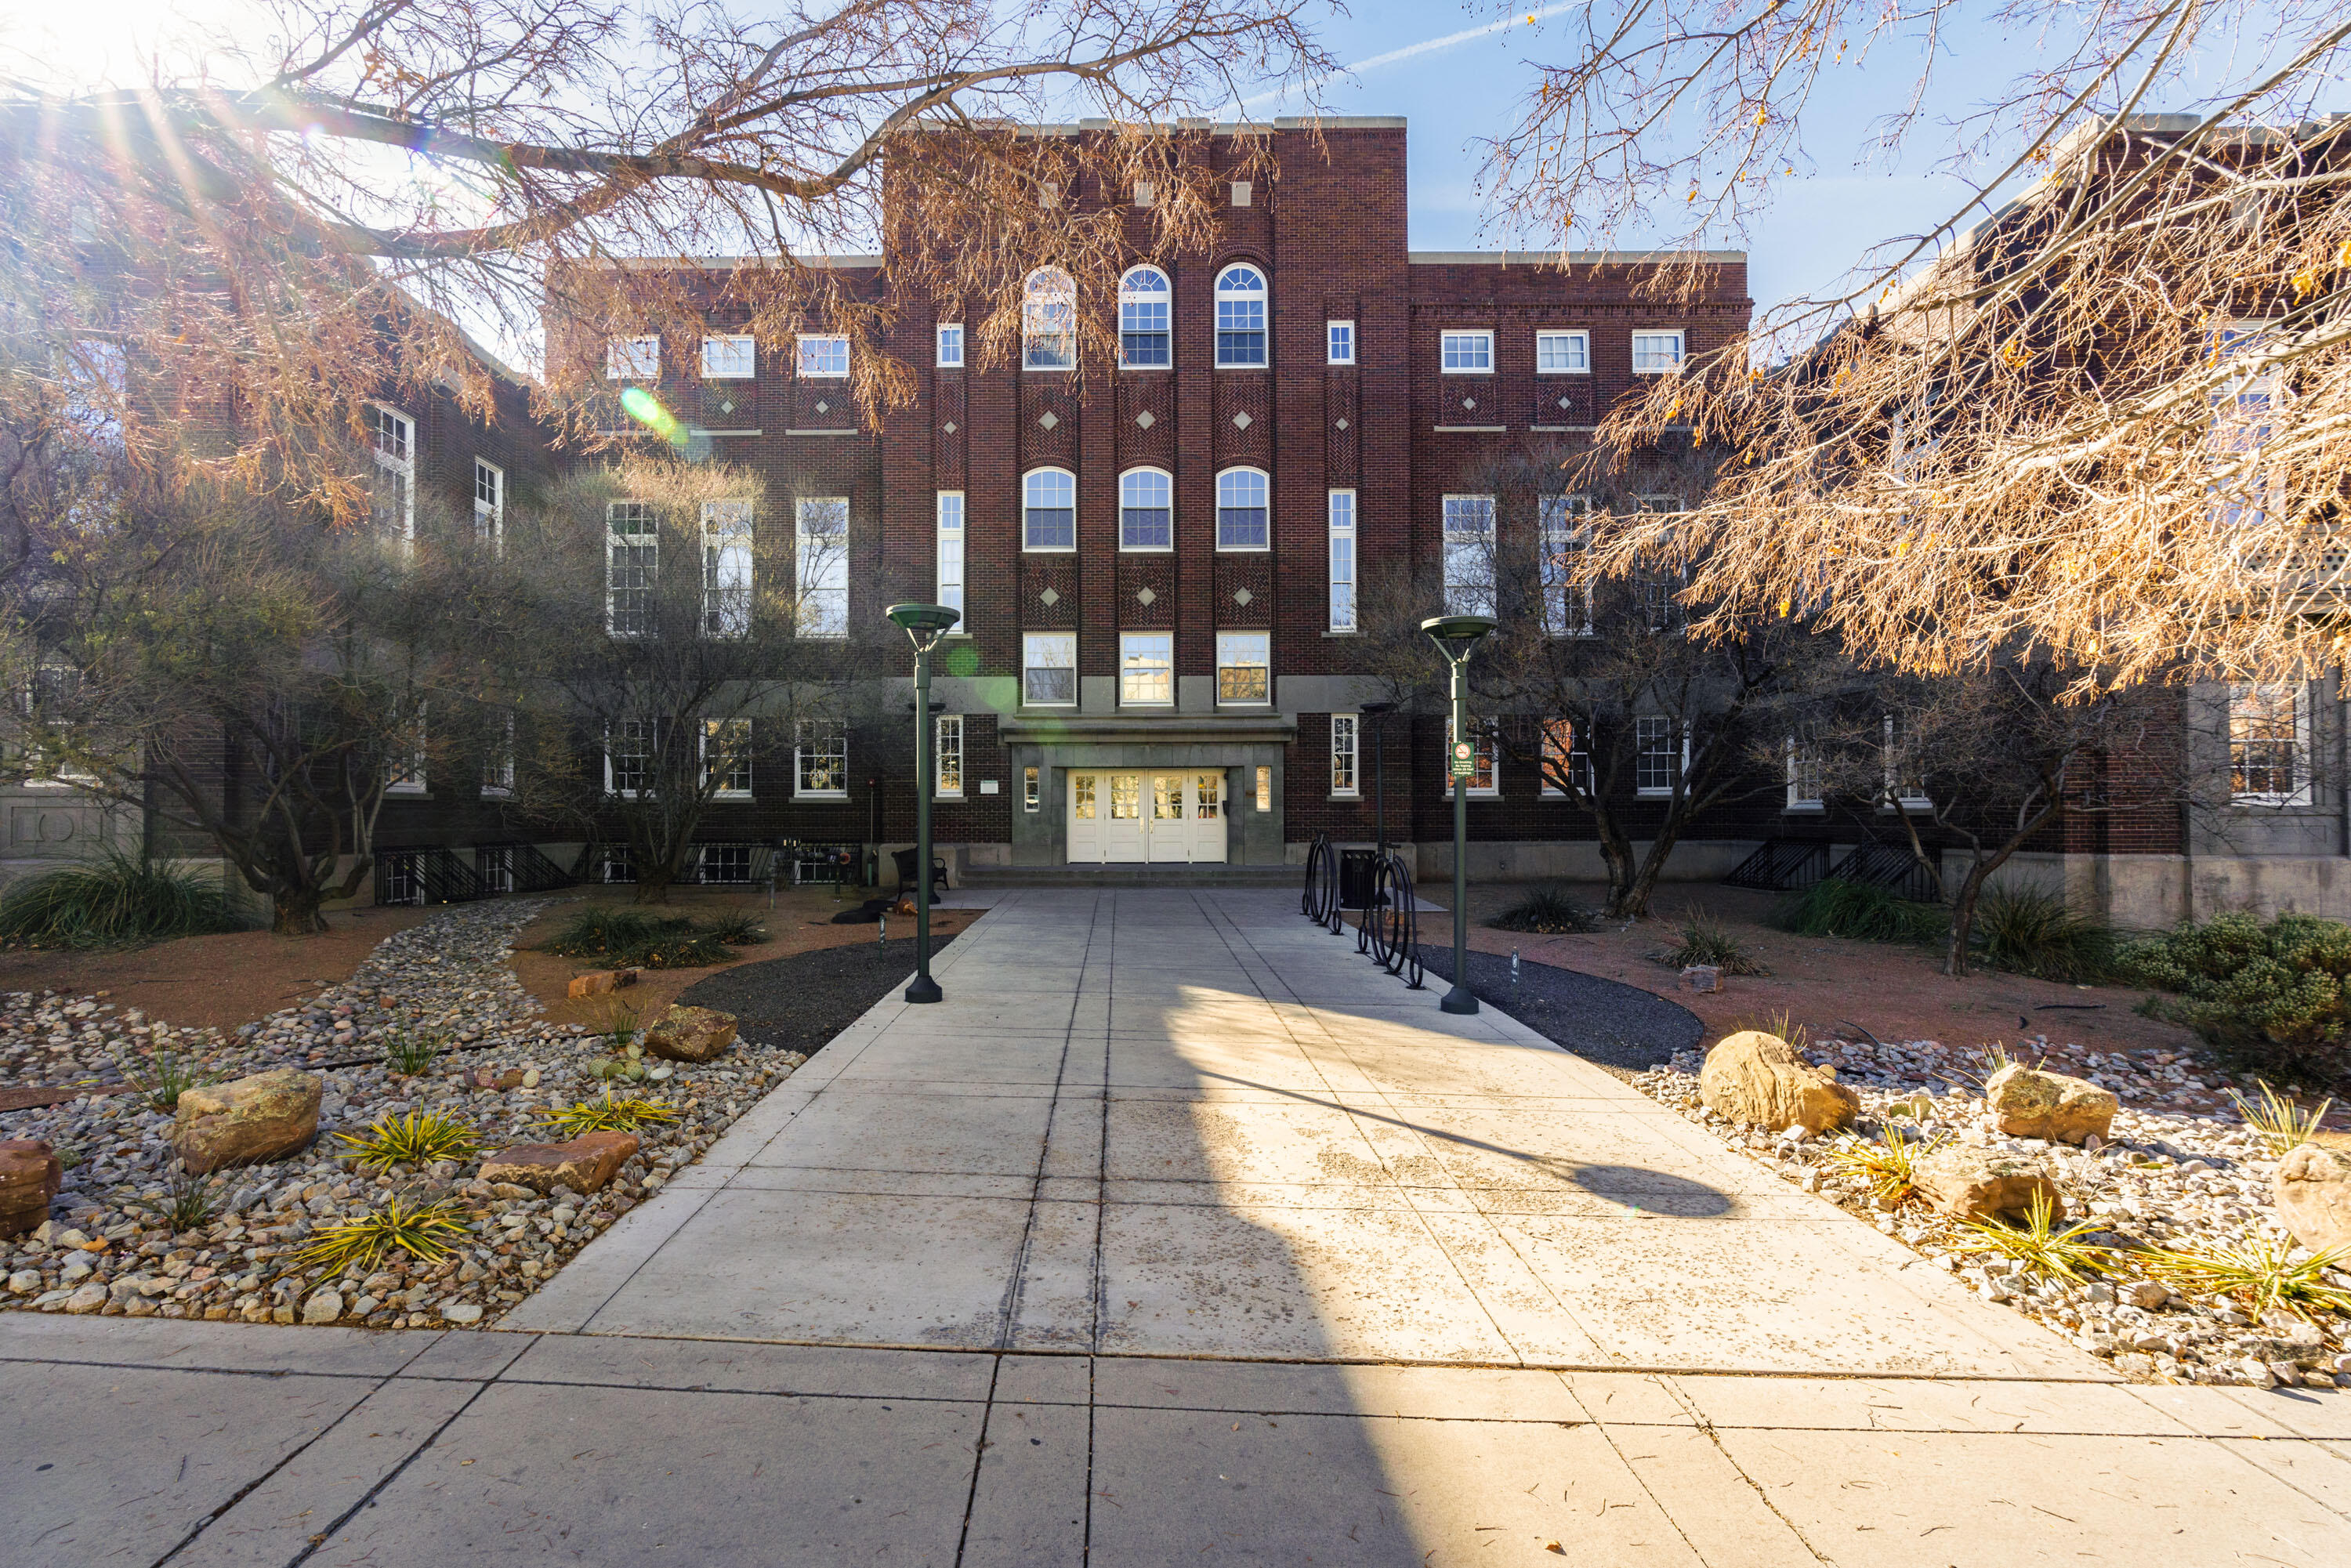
[480,1130,639,1194]
[0,1139,62,1238]
[2273,1143,2351,1258]
[171,1070,322,1173]
[1697,1031,1858,1133]
[1983,1063,2116,1146]
[643,1005,737,1064]
[1915,1146,2067,1223]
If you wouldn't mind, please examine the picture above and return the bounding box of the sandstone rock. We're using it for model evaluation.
[442,1302,484,1324]
[1697,1031,1858,1133]
[64,1284,107,1313]
[2273,1143,2351,1259]
[171,1071,322,1174]
[480,1130,639,1194]
[0,1139,62,1238]
[1678,965,1721,994]
[643,1005,737,1063]
[1983,1063,2117,1146]
[567,968,642,999]
[1915,1146,2067,1224]
[302,1289,344,1324]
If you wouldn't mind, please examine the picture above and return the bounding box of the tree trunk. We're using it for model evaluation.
[1592,811,1641,918]
[1944,859,1992,978]
[271,883,328,936]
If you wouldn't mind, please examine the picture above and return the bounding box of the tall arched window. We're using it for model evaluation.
[1023,468,1076,550]
[1119,267,1171,367]
[1215,264,1268,367]
[1120,468,1172,550]
[1216,467,1269,550]
[1023,267,1076,370]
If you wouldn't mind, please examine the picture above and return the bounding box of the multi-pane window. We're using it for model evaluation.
[1539,494,1593,636]
[473,458,503,549]
[606,501,656,637]
[1440,331,1493,372]
[1632,330,1686,373]
[1214,265,1268,367]
[1541,718,1591,796]
[1216,467,1269,550]
[369,404,414,541]
[1255,764,1273,811]
[1331,714,1359,796]
[1442,494,1496,617]
[2230,684,2309,803]
[482,710,516,798]
[1635,494,1684,630]
[1120,469,1172,550]
[1882,714,1929,808]
[1536,331,1590,374]
[701,335,755,378]
[795,721,847,797]
[936,491,965,617]
[603,843,636,884]
[795,497,849,639]
[1023,632,1076,706]
[1327,320,1356,365]
[386,702,428,795]
[1636,716,1682,795]
[1120,632,1174,706]
[704,718,753,798]
[1120,267,1172,367]
[607,719,654,797]
[1216,632,1270,704]
[606,335,659,379]
[701,501,753,639]
[1023,766,1041,811]
[1786,735,1824,810]
[1024,468,1077,550]
[934,715,965,798]
[1445,715,1498,796]
[936,323,964,368]
[1328,490,1357,632]
[1023,267,1077,369]
[2208,321,2280,527]
[797,335,849,377]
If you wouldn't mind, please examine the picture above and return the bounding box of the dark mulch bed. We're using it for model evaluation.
[1411,945,1703,1070]
[674,932,958,1056]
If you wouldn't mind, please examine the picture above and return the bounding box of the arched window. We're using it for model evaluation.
[1120,468,1172,550]
[1216,467,1268,551]
[1023,267,1076,370]
[1023,468,1076,550]
[1214,264,1268,367]
[1119,267,1172,367]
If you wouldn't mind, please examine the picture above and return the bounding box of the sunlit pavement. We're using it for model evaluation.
[6,890,2346,1565]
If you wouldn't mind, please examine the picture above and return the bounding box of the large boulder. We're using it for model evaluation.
[2273,1143,2351,1259]
[1697,1031,1859,1134]
[643,1005,737,1064]
[1915,1146,2067,1224]
[1983,1063,2117,1146]
[480,1130,639,1195]
[0,1139,61,1238]
[171,1070,322,1174]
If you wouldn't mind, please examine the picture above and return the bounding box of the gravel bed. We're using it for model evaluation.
[1638,1034,2351,1391]
[1411,945,1702,1070]
[0,900,853,1331]
[674,932,961,1055]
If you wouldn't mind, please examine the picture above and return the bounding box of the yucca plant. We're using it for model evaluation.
[536,1093,679,1136]
[2227,1081,2335,1157]
[1824,1123,1946,1208]
[1489,885,1599,935]
[118,1046,223,1113]
[335,1111,478,1170]
[1660,907,1768,975]
[2141,1235,2351,1321]
[381,1028,446,1076]
[125,1164,225,1231]
[291,1195,473,1274]
[1951,1191,2114,1284]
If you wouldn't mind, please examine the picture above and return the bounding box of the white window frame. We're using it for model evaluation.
[704,717,753,800]
[606,500,656,639]
[1023,632,1077,708]
[1119,266,1172,368]
[2228,683,2312,806]
[795,497,849,640]
[605,719,654,799]
[1023,267,1077,371]
[482,710,516,799]
[701,335,756,379]
[1215,466,1270,552]
[936,323,965,368]
[1539,494,1594,637]
[1215,631,1271,707]
[934,714,965,799]
[1631,330,1686,374]
[1120,632,1175,708]
[796,335,849,378]
[1541,717,1592,798]
[794,719,848,799]
[1330,713,1360,797]
[1442,494,1497,617]
[385,701,428,796]
[1326,320,1356,366]
[1445,714,1499,798]
[368,402,415,542]
[1214,264,1269,368]
[1881,714,1932,811]
[1785,735,1824,812]
[701,500,754,639]
[936,491,966,623]
[473,458,504,550]
[1023,467,1077,552]
[1535,330,1591,375]
[1636,715,1686,797]
[1119,468,1174,552]
[1440,330,1494,374]
[1023,765,1041,811]
[606,335,659,380]
[1327,489,1357,632]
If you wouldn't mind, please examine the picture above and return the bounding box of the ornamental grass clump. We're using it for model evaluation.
[536,1093,679,1136]
[0,848,242,948]
[545,907,734,969]
[2227,1081,2335,1157]
[1952,1192,2114,1284]
[2117,911,2351,1085]
[125,1164,225,1231]
[118,1045,223,1113]
[292,1195,473,1274]
[1773,878,1947,944]
[2141,1234,2351,1321]
[1658,907,1767,975]
[1972,883,2118,983]
[336,1111,478,1170]
[381,1028,446,1076]
[1489,885,1600,935]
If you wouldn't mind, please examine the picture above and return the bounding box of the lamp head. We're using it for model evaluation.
[886,602,962,653]
[1419,614,1498,664]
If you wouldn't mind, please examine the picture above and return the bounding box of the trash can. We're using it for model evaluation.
[1339,848,1381,911]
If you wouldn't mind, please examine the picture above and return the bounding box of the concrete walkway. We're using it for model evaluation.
[5,889,2349,1566]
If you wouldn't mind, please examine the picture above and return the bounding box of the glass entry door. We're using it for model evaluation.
[1067,770,1226,863]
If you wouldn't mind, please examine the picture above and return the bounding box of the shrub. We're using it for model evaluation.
[1773,878,1947,943]
[545,907,735,969]
[0,848,241,948]
[1973,882,2117,982]
[537,1092,679,1136]
[1657,908,1767,975]
[292,1195,473,1274]
[1489,885,1600,935]
[336,1111,478,1170]
[2117,911,2351,1085]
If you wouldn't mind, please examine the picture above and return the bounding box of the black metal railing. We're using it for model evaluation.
[1828,841,1941,903]
[375,846,490,907]
[1721,838,1831,892]
[473,842,578,894]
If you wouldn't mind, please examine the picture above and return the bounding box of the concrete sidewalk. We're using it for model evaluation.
[3,889,2347,1566]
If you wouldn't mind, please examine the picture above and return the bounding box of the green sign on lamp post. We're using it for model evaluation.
[1420,613,1498,1016]
[886,602,962,1004]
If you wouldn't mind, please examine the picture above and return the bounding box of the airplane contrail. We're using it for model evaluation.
[1238,2,1593,110]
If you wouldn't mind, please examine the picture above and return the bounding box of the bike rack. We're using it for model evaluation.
[1301,832,1423,990]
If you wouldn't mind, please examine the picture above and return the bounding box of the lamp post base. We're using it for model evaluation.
[904,975,943,1005]
[1439,984,1479,1016]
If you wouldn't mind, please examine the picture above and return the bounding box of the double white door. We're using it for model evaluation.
[1067,771,1228,863]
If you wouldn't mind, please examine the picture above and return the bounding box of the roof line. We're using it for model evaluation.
[1410,249,1747,265]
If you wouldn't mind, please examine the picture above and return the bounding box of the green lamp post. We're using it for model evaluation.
[887,602,962,1003]
[1420,613,1498,1016]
